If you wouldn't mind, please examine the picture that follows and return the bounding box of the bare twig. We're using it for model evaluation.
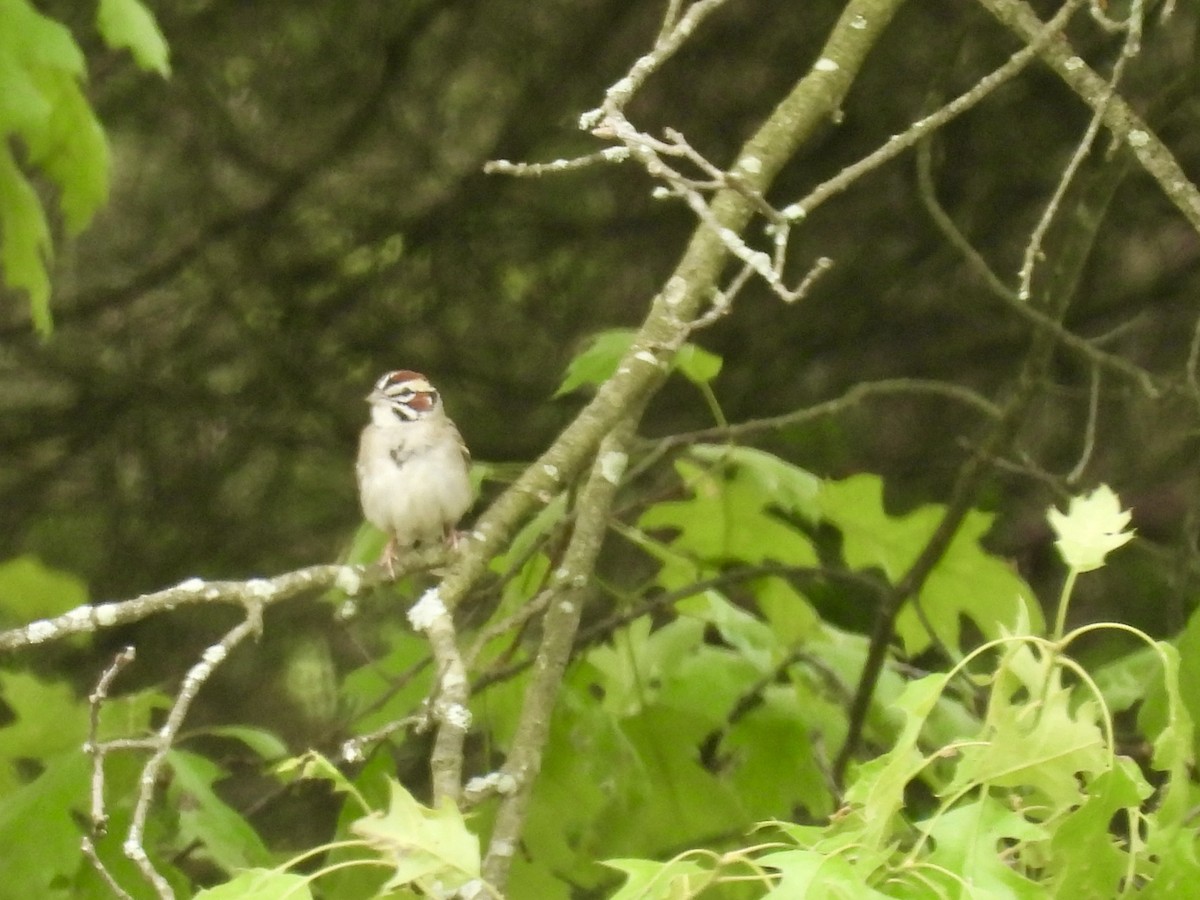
[86,646,138,835]
[915,134,1159,397]
[340,714,429,765]
[783,0,1087,222]
[1016,8,1140,301]
[0,548,446,653]
[435,0,907,623]
[977,0,1200,237]
[82,836,134,900]
[1066,364,1101,485]
[484,146,631,176]
[122,606,265,898]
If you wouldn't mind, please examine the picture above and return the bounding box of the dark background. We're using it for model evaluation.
[4,0,1199,639]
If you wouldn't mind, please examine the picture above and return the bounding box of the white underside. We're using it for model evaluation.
[357,419,472,546]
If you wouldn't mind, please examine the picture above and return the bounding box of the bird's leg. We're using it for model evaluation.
[380,536,398,578]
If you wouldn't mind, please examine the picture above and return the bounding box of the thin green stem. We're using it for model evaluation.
[1052,567,1079,641]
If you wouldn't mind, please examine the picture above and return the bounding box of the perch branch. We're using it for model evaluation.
[0,548,446,653]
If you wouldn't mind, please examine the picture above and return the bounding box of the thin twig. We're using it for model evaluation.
[978,0,1200,237]
[782,0,1087,222]
[86,646,137,835]
[1016,10,1139,301]
[124,605,264,898]
[82,836,134,900]
[915,133,1159,396]
[1066,364,1101,485]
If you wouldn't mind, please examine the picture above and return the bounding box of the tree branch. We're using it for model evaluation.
[481,418,638,890]
[0,549,447,653]
[977,0,1200,237]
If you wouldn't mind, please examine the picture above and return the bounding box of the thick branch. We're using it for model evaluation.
[441,0,905,611]
[481,419,637,890]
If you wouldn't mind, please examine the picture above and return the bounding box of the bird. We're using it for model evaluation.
[356,370,473,572]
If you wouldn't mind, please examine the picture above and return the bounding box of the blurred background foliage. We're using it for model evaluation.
[2,0,1200,722]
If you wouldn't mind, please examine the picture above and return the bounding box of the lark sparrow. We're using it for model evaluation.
[356,370,473,569]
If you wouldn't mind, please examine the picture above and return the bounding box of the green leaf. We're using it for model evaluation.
[555,327,724,395]
[759,847,891,899]
[22,68,109,234]
[947,641,1107,808]
[722,685,836,819]
[0,671,89,793]
[604,857,712,900]
[688,444,821,521]
[556,328,637,396]
[841,674,945,849]
[351,779,480,893]
[0,143,53,333]
[0,752,90,896]
[1045,760,1149,897]
[640,458,818,570]
[194,869,313,900]
[0,554,88,626]
[919,794,1045,898]
[199,725,290,761]
[0,52,51,133]
[675,342,722,384]
[0,0,85,74]
[96,0,171,76]
[167,749,273,873]
[275,749,361,799]
[819,474,1042,654]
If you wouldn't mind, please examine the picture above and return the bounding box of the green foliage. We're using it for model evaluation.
[0,553,88,627]
[0,463,1196,898]
[556,327,723,396]
[0,0,169,334]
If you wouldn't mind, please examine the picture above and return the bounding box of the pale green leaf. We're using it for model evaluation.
[841,674,945,848]
[22,69,109,233]
[0,554,88,625]
[675,342,722,384]
[351,779,480,893]
[194,869,313,900]
[604,858,712,900]
[0,53,51,132]
[920,794,1046,898]
[0,0,85,74]
[97,0,171,76]
[947,641,1107,807]
[1044,761,1148,897]
[1047,484,1134,573]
